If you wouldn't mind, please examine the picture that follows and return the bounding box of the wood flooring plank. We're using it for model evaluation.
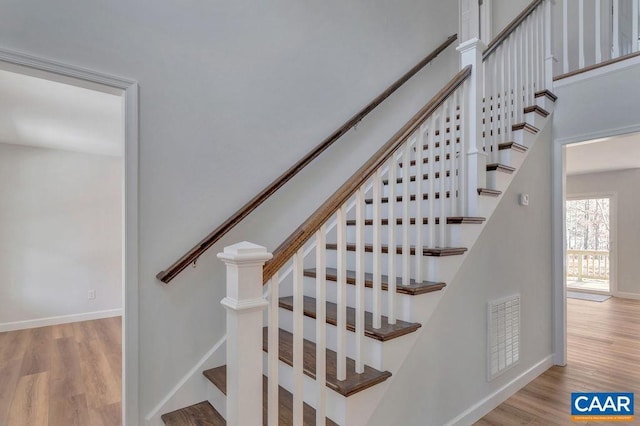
[20,326,53,376]
[0,358,23,425]
[78,337,121,410]
[6,372,50,426]
[48,393,90,426]
[50,337,84,399]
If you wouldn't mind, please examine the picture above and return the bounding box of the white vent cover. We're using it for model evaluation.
[488,294,520,381]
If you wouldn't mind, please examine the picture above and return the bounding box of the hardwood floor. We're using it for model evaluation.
[0,317,122,426]
[477,297,640,425]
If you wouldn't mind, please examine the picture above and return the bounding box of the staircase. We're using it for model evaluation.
[160,1,556,424]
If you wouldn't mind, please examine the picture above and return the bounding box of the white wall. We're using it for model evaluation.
[0,143,122,329]
[0,1,460,420]
[492,0,531,38]
[567,168,640,297]
[369,125,554,425]
[553,61,640,143]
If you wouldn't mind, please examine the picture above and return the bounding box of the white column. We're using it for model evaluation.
[545,0,554,87]
[457,38,488,217]
[460,0,481,42]
[218,241,272,426]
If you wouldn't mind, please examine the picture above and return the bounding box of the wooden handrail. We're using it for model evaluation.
[483,0,544,61]
[156,34,458,283]
[263,65,472,283]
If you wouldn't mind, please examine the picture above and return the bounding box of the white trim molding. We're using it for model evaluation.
[446,355,554,425]
[0,309,123,333]
[614,292,640,300]
[553,53,640,88]
[0,46,140,426]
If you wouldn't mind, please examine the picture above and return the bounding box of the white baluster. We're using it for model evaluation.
[579,0,585,69]
[372,169,382,329]
[633,0,639,53]
[458,86,467,216]
[524,18,531,108]
[218,242,272,426]
[415,129,424,282]
[336,207,347,381]
[595,0,602,63]
[267,272,279,426]
[427,117,437,247]
[439,104,447,247]
[315,227,327,425]
[387,155,397,324]
[355,188,365,373]
[500,45,506,143]
[292,248,304,424]
[402,142,411,284]
[563,0,569,73]
[613,0,620,58]
[545,0,553,86]
[450,93,458,218]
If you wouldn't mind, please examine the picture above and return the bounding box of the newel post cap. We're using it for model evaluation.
[456,37,486,54]
[217,241,273,264]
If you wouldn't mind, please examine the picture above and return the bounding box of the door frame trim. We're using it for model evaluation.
[0,47,140,425]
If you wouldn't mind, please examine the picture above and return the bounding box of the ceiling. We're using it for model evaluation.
[0,67,123,157]
[566,132,640,175]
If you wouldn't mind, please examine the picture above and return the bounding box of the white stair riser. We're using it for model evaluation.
[343,223,469,247]
[535,95,555,113]
[524,110,546,128]
[498,147,526,168]
[322,251,464,284]
[486,169,513,191]
[512,127,537,147]
[206,380,227,420]
[301,275,416,322]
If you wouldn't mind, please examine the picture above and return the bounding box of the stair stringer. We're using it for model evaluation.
[267,105,555,426]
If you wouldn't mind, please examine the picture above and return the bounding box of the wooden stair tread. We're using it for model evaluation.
[523,105,550,117]
[304,267,446,296]
[478,187,502,196]
[345,216,485,226]
[498,141,527,152]
[534,89,558,102]
[279,296,421,342]
[162,401,225,426]
[203,366,338,426]
[326,243,467,257]
[486,163,516,173]
[512,122,539,133]
[263,328,392,397]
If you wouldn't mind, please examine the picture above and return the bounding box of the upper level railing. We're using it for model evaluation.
[156,34,458,284]
[556,0,640,79]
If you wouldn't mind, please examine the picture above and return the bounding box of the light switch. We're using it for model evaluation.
[519,193,529,206]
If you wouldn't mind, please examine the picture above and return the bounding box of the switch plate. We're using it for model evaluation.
[519,193,529,206]
[88,290,96,300]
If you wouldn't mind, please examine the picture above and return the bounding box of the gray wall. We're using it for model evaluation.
[567,169,640,297]
[0,1,460,420]
[0,143,122,328]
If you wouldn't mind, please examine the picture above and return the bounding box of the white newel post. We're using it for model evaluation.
[457,37,487,217]
[218,242,272,426]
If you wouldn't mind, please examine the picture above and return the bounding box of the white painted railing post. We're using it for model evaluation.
[218,241,272,426]
[457,38,487,217]
[545,0,554,86]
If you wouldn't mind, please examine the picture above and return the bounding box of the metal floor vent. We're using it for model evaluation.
[488,294,520,380]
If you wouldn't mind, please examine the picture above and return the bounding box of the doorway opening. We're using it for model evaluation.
[565,196,612,294]
[0,50,138,425]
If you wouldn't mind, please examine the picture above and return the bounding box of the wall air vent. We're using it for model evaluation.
[488,294,520,381]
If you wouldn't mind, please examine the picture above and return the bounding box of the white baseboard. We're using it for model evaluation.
[446,354,554,426]
[0,308,122,332]
[615,292,640,300]
[144,335,226,425]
